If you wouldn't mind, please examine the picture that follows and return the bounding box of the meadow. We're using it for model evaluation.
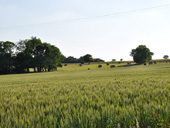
[0,63,170,127]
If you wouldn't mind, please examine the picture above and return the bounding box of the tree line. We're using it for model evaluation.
[62,54,104,63]
[0,37,62,74]
[1,36,157,75]
[0,37,105,74]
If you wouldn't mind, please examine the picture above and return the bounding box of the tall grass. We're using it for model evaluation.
[0,64,170,127]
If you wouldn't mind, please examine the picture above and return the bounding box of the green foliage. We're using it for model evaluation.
[60,54,66,62]
[1,64,170,127]
[0,37,63,74]
[62,55,104,63]
[82,54,93,63]
[163,55,169,59]
[0,41,15,73]
[63,56,80,63]
[93,58,105,62]
[130,45,154,64]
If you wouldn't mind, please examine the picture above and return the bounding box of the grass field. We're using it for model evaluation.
[1,63,170,127]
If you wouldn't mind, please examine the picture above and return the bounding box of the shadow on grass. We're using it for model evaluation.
[0,71,52,76]
[118,64,140,67]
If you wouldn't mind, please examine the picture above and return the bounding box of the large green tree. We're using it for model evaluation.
[130,45,154,64]
[15,37,62,73]
[42,43,62,71]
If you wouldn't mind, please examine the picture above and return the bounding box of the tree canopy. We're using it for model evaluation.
[62,54,104,63]
[130,45,154,64]
[163,55,169,59]
[82,54,93,63]
[0,41,15,74]
[0,37,63,74]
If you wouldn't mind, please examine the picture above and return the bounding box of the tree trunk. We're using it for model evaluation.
[38,67,40,72]
[27,68,29,73]
[34,67,36,72]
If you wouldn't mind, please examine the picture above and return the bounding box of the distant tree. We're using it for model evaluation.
[163,55,169,59]
[120,58,123,61]
[0,41,15,74]
[82,54,93,63]
[63,56,79,63]
[63,55,104,63]
[130,45,154,64]
[93,58,105,62]
[78,56,84,63]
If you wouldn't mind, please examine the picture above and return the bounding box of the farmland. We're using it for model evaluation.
[0,63,170,127]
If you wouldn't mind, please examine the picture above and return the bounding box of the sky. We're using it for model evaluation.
[0,0,170,61]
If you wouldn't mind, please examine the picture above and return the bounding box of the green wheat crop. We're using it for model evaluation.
[0,63,170,127]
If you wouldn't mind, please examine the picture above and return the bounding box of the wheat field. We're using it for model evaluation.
[0,63,170,127]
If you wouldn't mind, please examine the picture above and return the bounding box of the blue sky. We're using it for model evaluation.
[0,0,170,61]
